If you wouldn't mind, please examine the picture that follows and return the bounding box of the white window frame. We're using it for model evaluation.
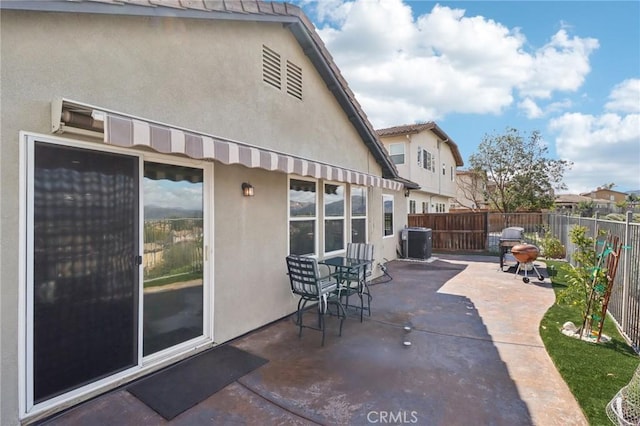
[323,181,345,256]
[383,194,394,238]
[388,143,405,165]
[409,199,416,214]
[350,185,368,244]
[288,177,318,256]
[422,149,435,172]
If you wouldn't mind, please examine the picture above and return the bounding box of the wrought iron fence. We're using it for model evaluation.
[547,212,640,352]
[143,218,204,281]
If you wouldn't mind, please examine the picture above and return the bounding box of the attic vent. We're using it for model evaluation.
[286,60,302,100]
[262,45,281,90]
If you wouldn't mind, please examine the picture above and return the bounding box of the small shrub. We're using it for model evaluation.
[539,232,566,259]
[557,226,608,315]
[604,213,625,222]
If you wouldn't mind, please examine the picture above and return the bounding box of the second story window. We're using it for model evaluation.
[388,143,405,165]
[409,200,416,214]
[421,149,435,172]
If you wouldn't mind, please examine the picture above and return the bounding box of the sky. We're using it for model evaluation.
[289,0,640,194]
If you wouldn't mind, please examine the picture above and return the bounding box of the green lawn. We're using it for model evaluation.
[540,260,639,425]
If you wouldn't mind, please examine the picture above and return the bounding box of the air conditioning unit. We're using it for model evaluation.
[401,227,432,260]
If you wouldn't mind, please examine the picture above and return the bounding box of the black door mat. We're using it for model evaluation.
[127,345,268,420]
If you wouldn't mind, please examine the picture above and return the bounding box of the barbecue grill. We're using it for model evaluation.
[498,227,524,270]
[511,243,545,283]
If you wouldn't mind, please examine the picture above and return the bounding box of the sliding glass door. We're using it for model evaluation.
[27,139,210,407]
[142,162,204,356]
[32,142,139,403]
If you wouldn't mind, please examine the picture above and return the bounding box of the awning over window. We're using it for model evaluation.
[102,113,403,191]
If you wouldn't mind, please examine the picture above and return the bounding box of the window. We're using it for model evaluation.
[351,186,367,243]
[421,149,435,172]
[383,195,394,237]
[409,200,416,214]
[289,179,316,255]
[388,143,404,165]
[324,183,345,253]
[451,166,454,181]
[422,202,428,213]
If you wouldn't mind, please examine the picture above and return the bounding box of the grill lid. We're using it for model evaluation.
[500,227,524,241]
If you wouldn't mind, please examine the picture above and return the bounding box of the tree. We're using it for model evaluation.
[454,168,487,211]
[600,182,616,190]
[468,127,572,213]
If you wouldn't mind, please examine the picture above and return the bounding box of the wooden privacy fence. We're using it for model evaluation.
[408,212,548,252]
[408,212,488,251]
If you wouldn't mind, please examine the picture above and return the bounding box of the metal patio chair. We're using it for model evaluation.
[341,243,374,321]
[285,255,345,346]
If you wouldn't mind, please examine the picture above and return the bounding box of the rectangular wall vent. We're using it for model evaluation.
[262,45,281,90]
[286,60,302,100]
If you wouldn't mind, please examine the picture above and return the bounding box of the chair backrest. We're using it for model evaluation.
[346,243,374,278]
[346,243,374,262]
[286,255,321,298]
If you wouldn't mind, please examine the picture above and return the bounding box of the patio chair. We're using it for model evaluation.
[341,243,374,321]
[285,254,345,346]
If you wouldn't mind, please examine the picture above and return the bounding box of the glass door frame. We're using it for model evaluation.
[139,153,214,365]
[20,133,214,420]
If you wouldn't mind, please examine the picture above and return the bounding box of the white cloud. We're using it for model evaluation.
[299,0,353,24]
[605,78,640,113]
[518,98,543,119]
[518,97,573,119]
[549,107,640,193]
[518,29,599,99]
[144,179,203,211]
[310,0,598,127]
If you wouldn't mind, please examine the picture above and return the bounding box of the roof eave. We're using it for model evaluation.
[286,22,400,180]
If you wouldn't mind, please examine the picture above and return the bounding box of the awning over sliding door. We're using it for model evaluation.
[103,114,402,191]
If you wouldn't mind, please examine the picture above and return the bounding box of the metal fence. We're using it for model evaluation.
[547,212,640,352]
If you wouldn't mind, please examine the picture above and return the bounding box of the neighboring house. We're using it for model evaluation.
[554,194,613,212]
[580,188,629,204]
[377,123,464,214]
[451,169,490,211]
[0,1,409,424]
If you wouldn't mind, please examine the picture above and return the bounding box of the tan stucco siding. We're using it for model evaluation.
[212,164,296,342]
[1,11,380,172]
[381,131,459,201]
[438,145,458,198]
[1,10,394,424]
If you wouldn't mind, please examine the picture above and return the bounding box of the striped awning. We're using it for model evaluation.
[104,113,404,191]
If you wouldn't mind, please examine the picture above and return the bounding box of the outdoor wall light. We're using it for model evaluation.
[242,182,254,197]
[404,188,411,197]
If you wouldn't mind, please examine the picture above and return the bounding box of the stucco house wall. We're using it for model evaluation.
[0,4,405,424]
[377,123,464,213]
[581,188,628,204]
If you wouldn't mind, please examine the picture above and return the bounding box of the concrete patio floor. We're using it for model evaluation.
[42,254,587,425]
